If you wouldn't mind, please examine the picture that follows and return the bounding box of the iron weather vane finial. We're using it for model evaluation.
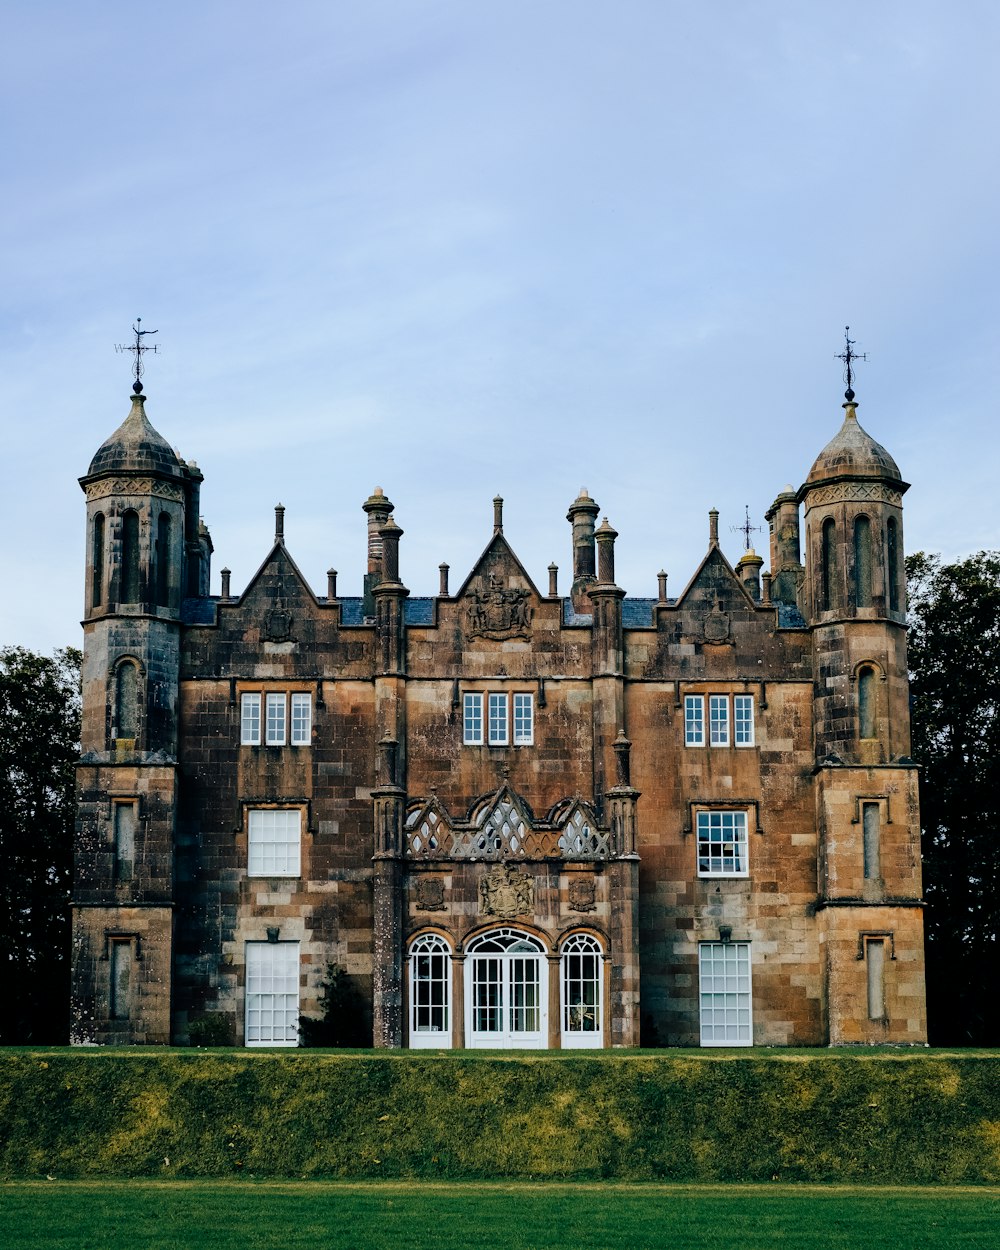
[835,325,867,402]
[116,317,159,394]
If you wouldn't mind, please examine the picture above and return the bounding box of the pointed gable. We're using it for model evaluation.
[673,545,758,614]
[454,532,542,643]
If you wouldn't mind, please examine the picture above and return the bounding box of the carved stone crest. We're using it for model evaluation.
[479,863,533,918]
[414,877,446,911]
[703,596,730,643]
[467,574,533,640]
[264,608,294,642]
[567,878,597,912]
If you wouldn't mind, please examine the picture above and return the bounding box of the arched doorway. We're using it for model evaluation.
[465,928,547,1049]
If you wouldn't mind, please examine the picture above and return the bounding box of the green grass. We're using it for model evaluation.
[1,1181,998,1250]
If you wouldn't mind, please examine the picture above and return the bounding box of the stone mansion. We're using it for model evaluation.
[70,375,927,1048]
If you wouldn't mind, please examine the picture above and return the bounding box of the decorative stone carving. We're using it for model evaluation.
[704,597,731,643]
[85,478,184,502]
[567,877,597,912]
[467,574,533,640]
[264,608,294,642]
[414,877,446,911]
[806,482,902,507]
[479,863,533,918]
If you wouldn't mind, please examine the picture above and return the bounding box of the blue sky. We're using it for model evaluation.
[3,2,998,653]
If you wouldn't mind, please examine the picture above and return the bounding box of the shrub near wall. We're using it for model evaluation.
[2,1051,1000,1183]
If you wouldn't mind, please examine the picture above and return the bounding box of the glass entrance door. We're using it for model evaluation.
[467,930,547,1048]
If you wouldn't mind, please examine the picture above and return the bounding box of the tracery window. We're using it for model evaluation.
[561,932,604,1048]
[408,933,452,1048]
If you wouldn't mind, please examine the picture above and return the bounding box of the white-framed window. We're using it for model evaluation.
[463,693,484,744]
[561,932,603,1048]
[709,694,730,746]
[464,692,535,747]
[265,693,287,745]
[699,941,752,1046]
[245,940,300,1047]
[696,809,749,877]
[488,692,509,745]
[409,933,452,1048]
[685,695,705,746]
[248,808,302,877]
[290,693,311,745]
[513,693,534,745]
[685,693,756,748]
[241,693,262,745]
[734,694,755,746]
[466,929,548,1049]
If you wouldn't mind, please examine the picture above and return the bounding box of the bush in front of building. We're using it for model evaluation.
[1,1050,999,1183]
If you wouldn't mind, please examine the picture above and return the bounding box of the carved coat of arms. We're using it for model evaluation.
[414,877,446,911]
[568,878,597,912]
[703,596,730,643]
[467,574,533,640]
[479,863,533,918]
[264,608,294,642]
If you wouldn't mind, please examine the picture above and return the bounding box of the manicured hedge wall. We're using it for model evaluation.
[2,1051,999,1183]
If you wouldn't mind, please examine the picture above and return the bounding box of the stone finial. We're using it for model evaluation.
[595,516,618,585]
[220,567,231,599]
[493,495,503,534]
[657,570,668,603]
[761,571,773,604]
[548,563,558,597]
[379,514,403,583]
[378,736,399,787]
[438,563,449,596]
[327,568,338,600]
[736,548,764,601]
[274,503,285,545]
[613,729,632,787]
[709,508,719,546]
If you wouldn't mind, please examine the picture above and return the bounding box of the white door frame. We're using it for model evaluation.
[465,928,548,1049]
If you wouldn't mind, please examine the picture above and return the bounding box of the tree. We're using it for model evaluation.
[906,551,1000,1045]
[0,646,81,1043]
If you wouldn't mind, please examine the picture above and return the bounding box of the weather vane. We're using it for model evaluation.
[114,317,159,394]
[730,505,763,552]
[835,325,866,402]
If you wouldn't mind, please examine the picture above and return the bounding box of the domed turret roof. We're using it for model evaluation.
[803,403,901,490]
[85,393,183,480]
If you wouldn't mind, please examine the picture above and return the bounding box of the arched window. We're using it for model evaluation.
[561,932,604,1048]
[115,661,138,741]
[408,933,452,1049]
[820,518,837,611]
[853,516,872,608]
[887,518,900,612]
[858,666,876,740]
[155,512,171,607]
[466,929,547,1048]
[121,510,140,603]
[92,513,105,608]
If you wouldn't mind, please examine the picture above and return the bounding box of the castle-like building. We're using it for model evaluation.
[70,372,927,1048]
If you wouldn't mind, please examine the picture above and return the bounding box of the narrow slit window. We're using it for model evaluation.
[121,509,140,603]
[92,513,105,608]
[858,667,876,740]
[113,802,137,884]
[866,938,886,1021]
[821,517,836,611]
[155,512,171,607]
[115,662,138,741]
[887,518,900,612]
[110,941,132,1021]
[854,516,872,608]
[862,802,881,880]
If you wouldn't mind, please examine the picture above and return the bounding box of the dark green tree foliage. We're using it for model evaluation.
[0,647,81,1043]
[906,552,1000,1044]
[299,963,370,1047]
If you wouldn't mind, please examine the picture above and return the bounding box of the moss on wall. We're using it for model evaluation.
[2,1051,998,1182]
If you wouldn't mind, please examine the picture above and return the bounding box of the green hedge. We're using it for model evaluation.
[2,1050,1000,1183]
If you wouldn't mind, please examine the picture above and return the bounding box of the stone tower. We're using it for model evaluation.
[799,391,925,1043]
[70,385,204,1043]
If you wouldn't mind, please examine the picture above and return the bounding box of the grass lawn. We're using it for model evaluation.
[1,1182,998,1250]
